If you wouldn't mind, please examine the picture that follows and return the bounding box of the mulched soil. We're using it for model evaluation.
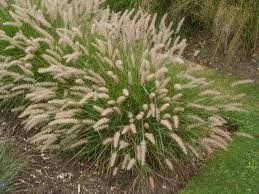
[0,112,200,194]
[15,148,199,194]
[0,114,118,194]
[17,151,118,194]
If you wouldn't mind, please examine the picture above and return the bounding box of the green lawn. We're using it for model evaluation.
[180,68,259,194]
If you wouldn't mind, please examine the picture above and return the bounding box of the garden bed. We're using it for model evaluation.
[0,1,258,193]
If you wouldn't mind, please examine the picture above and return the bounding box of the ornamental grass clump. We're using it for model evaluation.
[0,128,27,194]
[0,0,252,190]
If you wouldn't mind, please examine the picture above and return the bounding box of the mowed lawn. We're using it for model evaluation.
[180,68,259,194]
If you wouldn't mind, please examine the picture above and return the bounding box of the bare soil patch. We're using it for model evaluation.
[13,140,200,194]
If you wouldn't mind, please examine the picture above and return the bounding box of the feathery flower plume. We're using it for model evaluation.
[101,108,114,116]
[119,140,129,150]
[231,93,246,100]
[103,137,113,145]
[127,159,136,170]
[199,90,221,96]
[112,167,118,176]
[145,133,155,145]
[121,125,130,134]
[48,118,79,126]
[68,140,88,149]
[170,133,187,154]
[209,115,227,127]
[122,89,129,97]
[136,145,141,161]
[149,93,156,99]
[235,132,254,139]
[107,100,116,105]
[174,107,184,113]
[212,127,232,141]
[121,154,130,169]
[160,103,170,112]
[160,119,172,131]
[93,105,104,113]
[174,84,182,90]
[115,60,123,70]
[150,103,156,117]
[93,118,109,129]
[140,140,147,165]
[162,113,171,119]
[143,104,148,111]
[222,105,248,112]
[82,119,96,125]
[173,115,179,128]
[144,123,150,129]
[110,151,117,167]
[129,123,137,133]
[201,138,228,151]
[209,134,228,146]
[231,79,254,87]
[113,131,120,148]
[188,103,219,111]
[149,176,155,190]
[176,17,185,34]
[187,144,200,158]
[136,112,144,120]
[171,93,182,101]
[164,158,174,170]
[128,71,132,85]
[94,124,109,131]
[188,115,206,123]
[116,96,126,104]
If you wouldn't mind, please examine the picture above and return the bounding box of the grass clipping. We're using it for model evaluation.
[0,0,251,190]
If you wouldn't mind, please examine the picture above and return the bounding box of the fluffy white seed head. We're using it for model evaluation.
[113,131,120,148]
[127,159,136,170]
[103,137,113,145]
[112,167,118,176]
[160,103,170,112]
[164,158,174,170]
[119,140,129,150]
[160,119,172,131]
[174,84,182,90]
[93,118,109,129]
[144,122,150,129]
[140,140,147,165]
[110,151,117,167]
[120,154,129,170]
[170,133,187,154]
[231,79,254,87]
[129,123,137,134]
[117,96,126,104]
[122,89,129,97]
[149,176,155,190]
[93,105,104,113]
[173,115,179,128]
[143,104,148,111]
[101,108,114,116]
[145,133,155,145]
